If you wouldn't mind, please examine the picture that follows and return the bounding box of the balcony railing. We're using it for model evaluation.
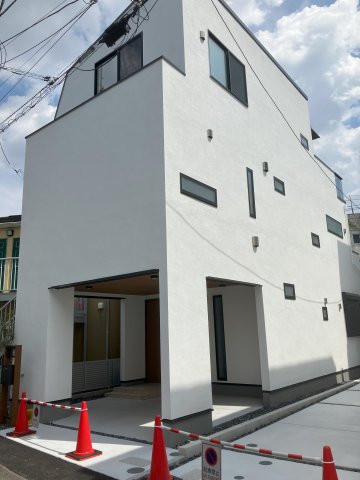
[0,257,19,293]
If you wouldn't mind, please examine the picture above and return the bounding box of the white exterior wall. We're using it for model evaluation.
[161,0,360,406]
[56,0,185,118]
[15,61,167,401]
[207,286,262,385]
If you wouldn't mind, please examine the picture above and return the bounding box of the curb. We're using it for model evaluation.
[178,379,359,459]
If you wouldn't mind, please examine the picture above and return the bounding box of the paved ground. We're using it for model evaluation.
[1,384,359,479]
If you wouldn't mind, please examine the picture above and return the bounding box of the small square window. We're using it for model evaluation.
[284,283,296,300]
[311,233,320,248]
[300,134,309,150]
[274,177,285,195]
[326,215,343,238]
[322,307,328,321]
[353,234,360,244]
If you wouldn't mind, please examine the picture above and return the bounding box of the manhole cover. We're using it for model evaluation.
[127,467,145,474]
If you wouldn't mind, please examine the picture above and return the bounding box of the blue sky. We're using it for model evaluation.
[0,0,359,215]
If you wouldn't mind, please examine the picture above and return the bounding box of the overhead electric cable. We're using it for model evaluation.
[0,0,18,18]
[0,140,23,176]
[209,0,360,212]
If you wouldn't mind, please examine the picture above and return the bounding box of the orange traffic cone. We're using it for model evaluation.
[66,401,102,461]
[148,416,172,480]
[322,446,338,480]
[7,391,35,438]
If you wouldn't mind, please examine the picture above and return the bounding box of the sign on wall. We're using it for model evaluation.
[32,405,40,429]
[202,441,221,480]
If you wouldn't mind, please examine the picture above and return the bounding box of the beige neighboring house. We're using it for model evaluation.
[349,213,360,255]
[0,215,21,306]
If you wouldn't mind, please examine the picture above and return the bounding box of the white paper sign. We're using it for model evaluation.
[32,405,40,429]
[202,441,221,480]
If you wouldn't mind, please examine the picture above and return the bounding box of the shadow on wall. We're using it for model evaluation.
[337,241,360,372]
[265,356,341,407]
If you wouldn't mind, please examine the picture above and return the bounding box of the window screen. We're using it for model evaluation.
[228,52,248,105]
[180,174,217,207]
[120,35,143,81]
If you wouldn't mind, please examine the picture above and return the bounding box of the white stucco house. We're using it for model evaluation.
[15,0,360,432]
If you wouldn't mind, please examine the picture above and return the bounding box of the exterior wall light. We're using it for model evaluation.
[263,162,269,173]
[207,129,213,140]
[97,302,104,310]
[324,298,328,306]
[200,31,206,42]
[7,229,14,236]
[252,236,259,248]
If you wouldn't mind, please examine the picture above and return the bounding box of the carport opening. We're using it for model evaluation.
[70,270,161,400]
[206,276,264,425]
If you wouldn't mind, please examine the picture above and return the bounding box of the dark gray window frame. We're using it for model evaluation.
[180,173,217,207]
[274,176,285,195]
[94,33,143,95]
[353,234,360,244]
[300,134,309,150]
[213,295,227,381]
[335,173,345,202]
[284,283,296,300]
[311,232,321,248]
[326,214,343,239]
[322,306,329,321]
[246,168,256,218]
[208,32,248,107]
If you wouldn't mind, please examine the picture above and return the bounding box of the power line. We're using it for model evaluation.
[209,0,360,212]
[3,0,81,44]
[0,140,23,176]
[0,0,18,18]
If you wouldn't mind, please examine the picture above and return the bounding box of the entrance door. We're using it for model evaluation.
[145,299,161,382]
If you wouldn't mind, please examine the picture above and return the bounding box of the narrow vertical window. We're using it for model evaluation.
[246,168,256,218]
[335,174,344,202]
[322,307,328,321]
[300,134,309,150]
[95,53,118,94]
[213,295,227,381]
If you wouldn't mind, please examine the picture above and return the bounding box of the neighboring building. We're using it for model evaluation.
[348,213,360,255]
[15,0,360,432]
[0,215,21,306]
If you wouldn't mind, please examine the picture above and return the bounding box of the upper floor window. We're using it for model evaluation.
[335,174,344,202]
[326,214,343,238]
[274,177,285,195]
[246,168,256,218]
[208,34,248,106]
[95,34,143,95]
[300,134,309,150]
[180,173,217,207]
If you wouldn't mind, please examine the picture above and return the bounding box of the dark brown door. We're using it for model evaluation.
[145,299,161,383]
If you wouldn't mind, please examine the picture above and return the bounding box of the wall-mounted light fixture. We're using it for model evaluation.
[207,129,213,140]
[252,236,259,248]
[200,31,206,42]
[324,297,328,306]
[97,302,104,310]
[6,229,14,237]
[343,228,347,235]
[338,303,342,311]
[262,162,269,173]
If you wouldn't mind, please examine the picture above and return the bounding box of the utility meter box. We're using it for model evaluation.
[1,364,14,385]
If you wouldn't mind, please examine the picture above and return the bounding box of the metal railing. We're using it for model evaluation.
[0,257,19,292]
[0,295,16,356]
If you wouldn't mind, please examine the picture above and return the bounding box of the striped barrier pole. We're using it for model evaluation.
[23,398,85,412]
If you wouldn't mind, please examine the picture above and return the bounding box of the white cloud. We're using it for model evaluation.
[228,0,267,26]
[255,0,360,196]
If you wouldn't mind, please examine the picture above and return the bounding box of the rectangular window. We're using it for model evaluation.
[246,168,256,218]
[326,214,343,238]
[284,283,296,300]
[311,233,321,248]
[335,174,344,202]
[180,173,217,207]
[274,177,285,195]
[209,33,248,106]
[322,307,329,321]
[213,295,227,381]
[300,134,309,150]
[353,234,360,244]
[95,34,143,94]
